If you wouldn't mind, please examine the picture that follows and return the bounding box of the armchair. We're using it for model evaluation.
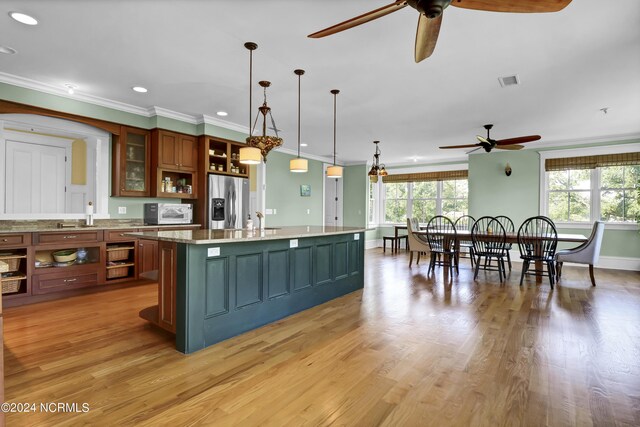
[555,221,605,286]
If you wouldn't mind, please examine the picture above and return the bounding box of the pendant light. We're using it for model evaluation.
[326,89,343,178]
[290,69,308,173]
[367,140,388,182]
[239,42,262,165]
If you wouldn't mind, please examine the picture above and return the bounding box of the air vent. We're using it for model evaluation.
[498,74,520,88]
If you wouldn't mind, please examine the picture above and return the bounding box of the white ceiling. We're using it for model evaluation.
[1,0,639,165]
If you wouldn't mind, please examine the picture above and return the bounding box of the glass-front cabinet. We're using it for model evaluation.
[112,126,151,197]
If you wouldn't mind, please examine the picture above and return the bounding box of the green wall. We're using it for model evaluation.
[343,164,368,227]
[264,152,324,227]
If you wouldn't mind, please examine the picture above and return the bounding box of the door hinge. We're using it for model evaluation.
[335,216,338,220]
[335,197,338,201]
[65,156,67,162]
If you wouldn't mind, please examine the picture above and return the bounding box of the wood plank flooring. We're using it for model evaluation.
[3,249,640,426]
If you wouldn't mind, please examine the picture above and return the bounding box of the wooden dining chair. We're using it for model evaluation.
[492,216,515,270]
[425,215,458,275]
[406,218,430,267]
[454,215,475,268]
[517,216,558,289]
[556,221,605,286]
[472,216,508,282]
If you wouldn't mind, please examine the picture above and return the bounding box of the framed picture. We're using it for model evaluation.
[300,184,311,197]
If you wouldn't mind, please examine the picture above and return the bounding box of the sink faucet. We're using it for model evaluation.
[255,211,264,230]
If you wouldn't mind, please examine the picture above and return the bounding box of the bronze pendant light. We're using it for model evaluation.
[368,140,388,182]
[326,89,342,178]
[290,69,308,173]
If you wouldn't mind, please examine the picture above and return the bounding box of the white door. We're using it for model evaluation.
[324,164,343,227]
[5,140,66,213]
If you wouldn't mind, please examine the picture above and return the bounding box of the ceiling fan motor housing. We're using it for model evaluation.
[409,0,453,19]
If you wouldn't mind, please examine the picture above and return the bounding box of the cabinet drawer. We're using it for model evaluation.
[35,230,102,244]
[32,272,99,295]
[0,233,32,247]
[105,229,138,242]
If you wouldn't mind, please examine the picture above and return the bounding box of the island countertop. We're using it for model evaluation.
[126,225,368,245]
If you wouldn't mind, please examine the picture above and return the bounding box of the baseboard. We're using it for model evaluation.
[365,239,382,250]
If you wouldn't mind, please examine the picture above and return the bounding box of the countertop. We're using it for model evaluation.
[0,221,200,233]
[126,226,367,245]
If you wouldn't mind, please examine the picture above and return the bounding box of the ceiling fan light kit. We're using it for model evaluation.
[505,163,512,177]
[308,0,573,63]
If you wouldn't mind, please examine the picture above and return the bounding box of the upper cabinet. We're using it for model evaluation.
[154,130,198,172]
[112,126,151,197]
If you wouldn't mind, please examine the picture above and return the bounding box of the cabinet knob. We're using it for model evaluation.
[64,278,77,283]
[2,238,7,242]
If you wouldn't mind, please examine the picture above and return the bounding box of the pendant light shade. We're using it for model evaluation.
[239,146,262,164]
[327,89,342,179]
[290,69,308,173]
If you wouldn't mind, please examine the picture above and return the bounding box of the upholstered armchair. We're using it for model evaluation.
[406,218,430,267]
[555,221,605,286]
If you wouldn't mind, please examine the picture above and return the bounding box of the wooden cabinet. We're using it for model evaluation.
[32,270,99,295]
[155,130,198,172]
[158,241,177,333]
[203,136,250,178]
[151,130,199,199]
[137,239,159,277]
[112,126,151,197]
[1,233,32,301]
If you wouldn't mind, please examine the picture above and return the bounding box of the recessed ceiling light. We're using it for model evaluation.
[300,143,308,147]
[216,111,228,117]
[132,86,148,93]
[64,84,78,95]
[9,12,38,26]
[498,74,520,88]
[0,46,17,55]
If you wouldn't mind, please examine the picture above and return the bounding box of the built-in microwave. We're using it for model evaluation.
[144,203,193,225]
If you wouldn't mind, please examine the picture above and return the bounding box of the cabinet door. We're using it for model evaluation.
[158,241,176,333]
[178,134,198,171]
[113,126,151,197]
[158,131,179,169]
[138,239,159,277]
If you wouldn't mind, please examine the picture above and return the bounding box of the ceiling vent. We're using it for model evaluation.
[498,74,520,88]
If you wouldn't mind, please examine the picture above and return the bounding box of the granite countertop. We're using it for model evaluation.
[0,220,200,233]
[126,226,367,245]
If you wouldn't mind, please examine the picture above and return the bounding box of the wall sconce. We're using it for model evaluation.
[505,163,512,176]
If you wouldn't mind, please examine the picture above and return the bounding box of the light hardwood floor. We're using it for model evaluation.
[4,249,640,426]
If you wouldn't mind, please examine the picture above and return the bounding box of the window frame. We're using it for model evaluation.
[539,143,640,230]
[370,164,468,227]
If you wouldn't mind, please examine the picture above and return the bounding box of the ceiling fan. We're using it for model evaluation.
[308,0,573,62]
[439,124,541,153]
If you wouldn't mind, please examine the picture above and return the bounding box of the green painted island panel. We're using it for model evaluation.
[176,232,365,354]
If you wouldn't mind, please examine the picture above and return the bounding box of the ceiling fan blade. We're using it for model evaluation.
[466,147,482,154]
[451,0,572,13]
[439,143,481,149]
[496,135,541,145]
[308,1,408,38]
[495,144,524,150]
[476,135,490,143]
[414,13,442,62]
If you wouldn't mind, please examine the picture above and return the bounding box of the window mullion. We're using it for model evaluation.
[592,168,600,222]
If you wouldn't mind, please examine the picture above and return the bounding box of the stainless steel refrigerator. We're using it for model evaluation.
[208,174,249,229]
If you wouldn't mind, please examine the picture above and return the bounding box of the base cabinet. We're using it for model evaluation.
[158,241,177,333]
[32,270,100,295]
[138,239,159,277]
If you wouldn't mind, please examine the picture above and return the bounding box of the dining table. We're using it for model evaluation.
[410,227,588,279]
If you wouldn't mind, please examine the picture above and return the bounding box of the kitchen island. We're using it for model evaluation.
[128,226,366,354]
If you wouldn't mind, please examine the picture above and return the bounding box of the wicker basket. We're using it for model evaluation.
[1,273,25,294]
[106,265,132,279]
[0,254,26,272]
[107,246,134,262]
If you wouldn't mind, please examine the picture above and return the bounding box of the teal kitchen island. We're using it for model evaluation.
[128,226,366,354]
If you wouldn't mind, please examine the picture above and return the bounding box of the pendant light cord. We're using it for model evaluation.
[332,90,338,166]
[249,49,253,135]
[297,73,301,158]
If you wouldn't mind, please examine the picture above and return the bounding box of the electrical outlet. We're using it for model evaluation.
[118,206,126,214]
[306,209,310,214]
[289,239,298,248]
[207,247,220,257]
[266,209,273,215]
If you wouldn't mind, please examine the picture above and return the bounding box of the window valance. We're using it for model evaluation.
[545,152,640,171]
[382,169,468,183]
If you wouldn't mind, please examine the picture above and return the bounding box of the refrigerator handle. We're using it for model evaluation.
[231,188,236,226]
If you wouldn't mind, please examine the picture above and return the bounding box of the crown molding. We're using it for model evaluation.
[533,132,640,149]
[197,114,250,135]
[383,155,469,168]
[149,106,198,124]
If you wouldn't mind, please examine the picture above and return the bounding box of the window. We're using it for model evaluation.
[600,165,639,222]
[541,146,640,226]
[381,178,468,224]
[384,182,408,223]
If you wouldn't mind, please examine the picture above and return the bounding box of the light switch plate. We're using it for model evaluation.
[354,233,360,240]
[289,239,298,248]
[207,247,220,257]
[265,209,273,215]
[118,206,126,214]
